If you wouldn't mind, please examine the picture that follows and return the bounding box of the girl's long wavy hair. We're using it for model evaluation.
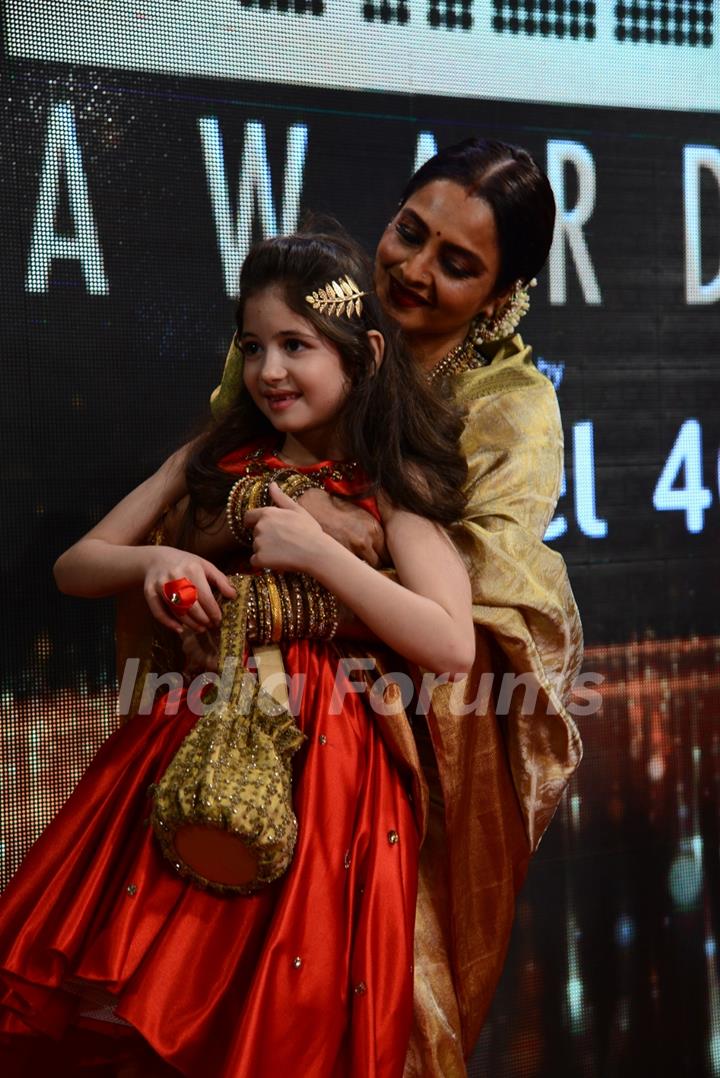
[183,224,467,537]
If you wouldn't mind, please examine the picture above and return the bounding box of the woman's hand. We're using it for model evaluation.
[245,483,329,573]
[143,545,237,634]
[158,480,389,567]
[297,487,388,568]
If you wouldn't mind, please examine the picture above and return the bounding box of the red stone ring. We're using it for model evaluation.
[162,577,199,615]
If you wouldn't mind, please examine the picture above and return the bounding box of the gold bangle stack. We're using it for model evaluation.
[265,574,284,644]
[225,468,317,546]
[277,574,295,639]
[225,465,338,643]
[247,571,338,645]
[274,469,317,501]
[226,475,265,545]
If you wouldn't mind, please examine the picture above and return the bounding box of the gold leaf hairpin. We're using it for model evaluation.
[305,274,368,318]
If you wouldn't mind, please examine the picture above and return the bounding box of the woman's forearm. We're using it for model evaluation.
[188,487,388,567]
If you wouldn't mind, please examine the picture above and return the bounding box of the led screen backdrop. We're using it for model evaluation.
[1,2,719,1075]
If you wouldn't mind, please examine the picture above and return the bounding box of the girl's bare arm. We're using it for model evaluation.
[248,485,474,677]
[53,444,236,633]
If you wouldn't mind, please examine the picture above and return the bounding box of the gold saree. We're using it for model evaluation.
[403,333,583,1074]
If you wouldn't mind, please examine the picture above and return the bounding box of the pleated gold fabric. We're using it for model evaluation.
[449,333,584,848]
[402,333,584,1073]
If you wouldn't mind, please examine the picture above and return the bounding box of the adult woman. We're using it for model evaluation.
[77,138,581,1074]
[372,140,583,1073]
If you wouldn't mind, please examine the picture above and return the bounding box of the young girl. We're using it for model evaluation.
[0,230,474,1077]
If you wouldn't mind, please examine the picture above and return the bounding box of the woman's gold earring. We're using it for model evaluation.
[471,278,537,344]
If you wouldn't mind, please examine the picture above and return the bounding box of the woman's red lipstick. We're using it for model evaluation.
[388,275,429,309]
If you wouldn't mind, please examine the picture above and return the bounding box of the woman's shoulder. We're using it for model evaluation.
[454,334,556,406]
[455,335,563,457]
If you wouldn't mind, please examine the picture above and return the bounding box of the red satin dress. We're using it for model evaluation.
[0,442,420,1077]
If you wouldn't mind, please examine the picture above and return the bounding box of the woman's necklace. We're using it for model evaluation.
[427,334,487,383]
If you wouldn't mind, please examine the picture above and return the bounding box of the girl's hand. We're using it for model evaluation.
[245,482,328,573]
[144,545,237,634]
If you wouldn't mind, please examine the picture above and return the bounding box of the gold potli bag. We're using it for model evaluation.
[149,574,307,895]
